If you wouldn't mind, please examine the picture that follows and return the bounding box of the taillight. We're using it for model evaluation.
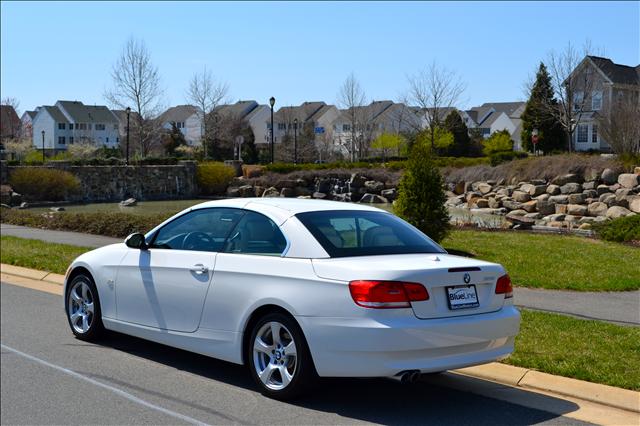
[349,280,429,309]
[495,274,513,299]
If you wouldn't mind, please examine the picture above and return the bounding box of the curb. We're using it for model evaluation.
[455,363,640,414]
[1,264,65,286]
[1,263,639,415]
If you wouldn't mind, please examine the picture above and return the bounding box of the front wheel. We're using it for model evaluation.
[247,313,316,400]
[65,273,104,341]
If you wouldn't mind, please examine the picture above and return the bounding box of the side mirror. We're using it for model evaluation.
[125,233,148,250]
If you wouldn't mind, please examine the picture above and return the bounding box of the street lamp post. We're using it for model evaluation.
[293,118,298,165]
[41,130,45,163]
[125,107,131,165]
[269,97,275,164]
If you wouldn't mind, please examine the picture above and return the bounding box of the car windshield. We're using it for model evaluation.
[296,210,446,258]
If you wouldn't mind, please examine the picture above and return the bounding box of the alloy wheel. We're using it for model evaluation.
[68,280,95,334]
[252,321,298,390]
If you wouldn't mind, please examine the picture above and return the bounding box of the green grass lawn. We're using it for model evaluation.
[507,309,640,391]
[443,230,640,291]
[0,236,90,275]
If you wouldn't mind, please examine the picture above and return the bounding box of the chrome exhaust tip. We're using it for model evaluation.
[389,370,421,384]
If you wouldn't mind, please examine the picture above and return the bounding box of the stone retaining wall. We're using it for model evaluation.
[1,160,197,202]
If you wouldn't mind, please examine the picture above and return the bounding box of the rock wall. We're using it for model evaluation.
[446,167,640,229]
[2,161,198,202]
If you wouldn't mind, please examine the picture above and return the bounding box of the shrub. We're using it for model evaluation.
[592,215,640,243]
[197,162,236,195]
[394,141,450,243]
[9,168,81,201]
[23,150,45,165]
[0,209,174,238]
[483,130,514,156]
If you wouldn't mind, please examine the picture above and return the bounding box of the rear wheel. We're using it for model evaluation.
[247,313,316,400]
[65,273,104,341]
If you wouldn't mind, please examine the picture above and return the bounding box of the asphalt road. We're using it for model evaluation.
[0,282,592,426]
[0,223,122,248]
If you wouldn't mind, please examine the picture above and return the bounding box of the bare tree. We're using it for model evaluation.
[406,61,465,149]
[544,41,604,152]
[105,37,163,157]
[186,67,229,157]
[598,96,640,154]
[1,96,22,139]
[337,72,367,161]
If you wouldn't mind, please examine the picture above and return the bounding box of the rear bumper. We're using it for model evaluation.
[297,306,520,377]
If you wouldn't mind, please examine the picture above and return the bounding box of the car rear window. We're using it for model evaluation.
[295,210,446,258]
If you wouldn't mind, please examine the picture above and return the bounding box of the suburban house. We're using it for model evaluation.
[0,105,21,140]
[111,109,142,145]
[31,101,120,152]
[20,110,38,139]
[210,100,270,146]
[463,102,526,150]
[158,105,202,146]
[567,55,640,152]
[332,101,420,157]
[272,102,339,151]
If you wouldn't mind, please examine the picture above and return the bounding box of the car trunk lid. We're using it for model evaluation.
[312,253,506,319]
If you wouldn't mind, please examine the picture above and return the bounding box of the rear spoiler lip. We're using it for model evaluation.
[448,267,482,273]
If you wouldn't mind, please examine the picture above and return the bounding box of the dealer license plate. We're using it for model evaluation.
[446,285,479,310]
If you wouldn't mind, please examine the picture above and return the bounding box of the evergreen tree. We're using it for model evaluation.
[162,122,186,155]
[443,110,471,156]
[521,63,565,153]
[394,139,450,243]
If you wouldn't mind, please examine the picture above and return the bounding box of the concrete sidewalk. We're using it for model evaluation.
[1,223,121,248]
[1,223,638,326]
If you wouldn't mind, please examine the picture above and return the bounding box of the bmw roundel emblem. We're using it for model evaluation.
[463,273,471,284]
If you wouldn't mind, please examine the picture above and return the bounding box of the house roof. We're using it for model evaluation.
[56,100,118,123]
[336,100,395,123]
[22,110,37,120]
[468,102,525,127]
[111,109,142,124]
[0,105,21,137]
[42,106,69,123]
[159,105,200,123]
[211,100,258,119]
[588,56,640,85]
[275,102,326,123]
[244,104,269,121]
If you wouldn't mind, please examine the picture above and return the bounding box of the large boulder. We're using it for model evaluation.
[606,206,634,219]
[560,182,582,194]
[582,189,598,199]
[275,179,298,189]
[588,202,609,217]
[349,173,368,189]
[618,173,640,189]
[596,184,611,196]
[521,183,547,197]
[472,182,492,195]
[552,173,582,186]
[488,198,502,209]
[453,181,466,195]
[629,196,640,213]
[316,178,333,193]
[446,196,464,206]
[583,181,597,190]
[546,184,561,195]
[238,185,255,197]
[120,198,137,207]
[496,188,513,197]
[512,190,531,202]
[599,193,617,206]
[601,168,619,185]
[521,200,538,213]
[280,187,295,197]
[537,199,556,215]
[502,200,523,211]
[549,195,569,204]
[555,204,568,214]
[567,204,587,216]
[505,211,535,227]
[381,188,397,201]
[567,193,585,204]
[471,198,490,208]
[364,180,385,194]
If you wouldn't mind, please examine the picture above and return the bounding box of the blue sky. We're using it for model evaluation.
[1,1,638,114]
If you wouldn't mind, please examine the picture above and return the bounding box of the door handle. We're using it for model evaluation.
[190,264,209,275]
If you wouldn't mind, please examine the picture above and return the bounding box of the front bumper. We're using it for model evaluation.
[297,306,520,377]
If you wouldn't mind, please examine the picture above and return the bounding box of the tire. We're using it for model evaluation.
[246,312,316,400]
[65,273,104,341]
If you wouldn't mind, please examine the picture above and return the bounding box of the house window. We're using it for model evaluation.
[69,123,74,130]
[113,124,118,130]
[88,124,92,130]
[591,91,603,111]
[278,123,286,130]
[116,137,119,143]
[106,137,109,143]
[58,123,66,130]
[78,123,86,130]
[573,92,584,111]
[591,124,598,144]
[343,124,351,132]
[95,124,106,131]
[58,136,66,144]
[69,137,74,144]
[577,124,588,143]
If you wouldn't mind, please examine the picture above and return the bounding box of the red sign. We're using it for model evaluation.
[532,135,539,145]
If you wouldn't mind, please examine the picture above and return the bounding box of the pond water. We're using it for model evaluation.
[27,199,505,227]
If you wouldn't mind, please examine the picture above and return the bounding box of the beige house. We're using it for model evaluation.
[567,55,640,152]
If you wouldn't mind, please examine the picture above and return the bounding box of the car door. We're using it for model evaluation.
[115,208,245,332]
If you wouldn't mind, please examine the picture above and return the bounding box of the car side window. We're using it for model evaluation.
[223,211,287,256]
[150,208,245,252]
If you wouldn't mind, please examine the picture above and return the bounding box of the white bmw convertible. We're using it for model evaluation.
[64,198,520,399]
